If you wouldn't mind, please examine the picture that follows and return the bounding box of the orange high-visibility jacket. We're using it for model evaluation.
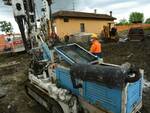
[90,40,101,53]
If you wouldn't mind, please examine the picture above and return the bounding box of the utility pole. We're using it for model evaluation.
[47,0,53,34]
[73,0,75,11]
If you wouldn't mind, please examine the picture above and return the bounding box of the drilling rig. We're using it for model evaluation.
[3,0,143,113]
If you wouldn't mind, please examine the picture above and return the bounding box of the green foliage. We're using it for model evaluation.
[0,21,13,34]
[145,18,150,24]
[117,19,129,25]
[129,12,144,23]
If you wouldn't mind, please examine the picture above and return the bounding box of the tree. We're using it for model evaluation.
[129,12,144,23]
[145,18,150,24]
[0,21,13,34]
[117,19,129,25]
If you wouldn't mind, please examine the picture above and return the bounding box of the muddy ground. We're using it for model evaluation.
[103,37,150,113]
[0,35,150,113]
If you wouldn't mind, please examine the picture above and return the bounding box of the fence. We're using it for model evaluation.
[116,24,150,31]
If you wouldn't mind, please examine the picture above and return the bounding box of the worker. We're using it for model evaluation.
[64,34,70,43]
[49,31,60,47]
[50,31,59,42]
[110,26,117,38]
[90,34,102,58]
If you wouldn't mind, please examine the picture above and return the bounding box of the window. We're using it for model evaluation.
[80,23,85,32]
[64,17,69,22]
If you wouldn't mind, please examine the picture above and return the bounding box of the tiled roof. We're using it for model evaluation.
[53,10,116,20]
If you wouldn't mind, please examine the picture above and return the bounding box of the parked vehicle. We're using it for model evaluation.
[0,34,25,53]
[128,27,144,41]
[69,32,93,44]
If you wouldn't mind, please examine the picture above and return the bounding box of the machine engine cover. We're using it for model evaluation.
[70,63,141,88]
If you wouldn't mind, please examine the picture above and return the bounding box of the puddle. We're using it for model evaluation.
[0,87,8,98]
[143,79,150,88]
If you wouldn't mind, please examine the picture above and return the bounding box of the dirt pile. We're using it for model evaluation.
[103,37,150,80]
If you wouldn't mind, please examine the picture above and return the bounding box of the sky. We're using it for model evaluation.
[0,0,150,33]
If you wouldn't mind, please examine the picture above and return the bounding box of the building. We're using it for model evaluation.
[51,10,116,38]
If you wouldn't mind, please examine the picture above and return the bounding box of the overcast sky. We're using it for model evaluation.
[0,0,150,33]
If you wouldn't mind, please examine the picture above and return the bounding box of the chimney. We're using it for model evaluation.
[94,9,97,14]
[110,11,112,17]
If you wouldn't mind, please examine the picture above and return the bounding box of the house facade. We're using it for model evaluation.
[51,11,116,38]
